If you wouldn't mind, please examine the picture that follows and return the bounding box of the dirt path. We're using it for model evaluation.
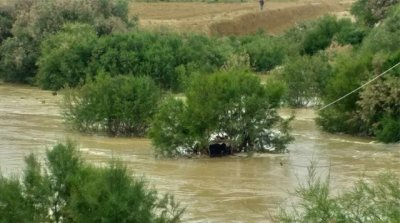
[130,0,354,35]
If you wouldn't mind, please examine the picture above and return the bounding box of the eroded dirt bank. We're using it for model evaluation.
[131,0,353,35]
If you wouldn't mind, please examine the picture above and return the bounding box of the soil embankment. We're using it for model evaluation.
[131,0,353,35]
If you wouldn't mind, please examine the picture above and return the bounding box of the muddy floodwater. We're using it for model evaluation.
[0,84,399,222]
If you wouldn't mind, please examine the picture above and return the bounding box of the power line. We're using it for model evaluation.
[318,61,400,111]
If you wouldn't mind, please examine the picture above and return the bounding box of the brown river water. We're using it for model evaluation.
[0,84,399,222]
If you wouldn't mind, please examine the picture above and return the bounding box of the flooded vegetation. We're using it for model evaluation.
[1,84,398,222]
[1,0,399,222]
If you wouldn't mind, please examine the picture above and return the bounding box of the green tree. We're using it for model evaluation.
[63,74,161,136]
[317,52,372,134]
[23,154,51,222]
[351,0,399,26]
[317,6,400,142]
[0,141,184,223]
[149,97,194,157]
[357,75,400,142]
[302,16,340,55]
[88,31,232,91]
[37,23,98,90]
[0,5,14,44]
[0,0,135,83]
[280,54,332,107]
[150,69,292,157]
[0,175,29,222]
[239,35,286,72]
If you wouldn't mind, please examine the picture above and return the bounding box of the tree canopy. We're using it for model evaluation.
[149,69,292,157]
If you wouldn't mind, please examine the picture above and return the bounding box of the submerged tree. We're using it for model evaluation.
[0,141,184,223]
[279,53,332,107]
[63,74,161,136]
[149,69,293,157]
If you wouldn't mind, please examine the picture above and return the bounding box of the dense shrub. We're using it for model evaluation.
[0,36,38,83]
[149,69,292,157]
[89,32,232,91]
[0,0,134,83]
[375,116,400,143]
[239,35,286,72]
[302,16,341,55]
[0,5,14,44]
[279,54,332,107]
[357,75,400,142]
[279,16,365,56]
[279,164,400,222]
[335,18,368,45]
[37,23,98,90]
[361,5,400,54]
[317,7,400,142]
[317,52,372,134]
[38,31,232,91]
[0,141,184,223]
[63,75,161,136]
[351,0,399,26]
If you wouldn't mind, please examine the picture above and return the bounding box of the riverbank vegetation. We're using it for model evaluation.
[279,164,400,222]
[1,0,399,145]
[0,141,184,222]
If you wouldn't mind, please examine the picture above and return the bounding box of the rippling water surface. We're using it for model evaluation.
[0,84,398,222]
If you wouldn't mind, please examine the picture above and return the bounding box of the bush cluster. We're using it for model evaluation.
[317,4,400,142]
[0,0,135,83]
[38,29,233,91]
[0,141,184,223]
[149,69,293,157]
[279,53,332,107]
[63,74,161,136]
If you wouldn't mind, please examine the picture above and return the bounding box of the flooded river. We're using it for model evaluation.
[0,84,399,222]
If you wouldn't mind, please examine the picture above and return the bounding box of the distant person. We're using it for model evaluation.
[259,0,264,10]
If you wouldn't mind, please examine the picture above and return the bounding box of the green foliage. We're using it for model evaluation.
[375,116,400,143]
[63,74,161,136]
[0,141,184,223]
[317,7,400,142]
[88,31,232,91]
[0,175,28,222]
[239,35,286,72]
[351,0,399,26]
[0,36,38,83]
[302,16,341,55]
[317,52,372,134]
[149,97,194,157]
[36,29,234,91]
[23,154,51,222]
[335,18,368,46]
[279,164,400,222]
[279,54,332,107]
[357,75,400,142]
[37,23,98,90]
[279,15,366,56]
[0,5,14,44]
[150,69,292,157]
[361,5,400,54]
[0,0,134,83]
